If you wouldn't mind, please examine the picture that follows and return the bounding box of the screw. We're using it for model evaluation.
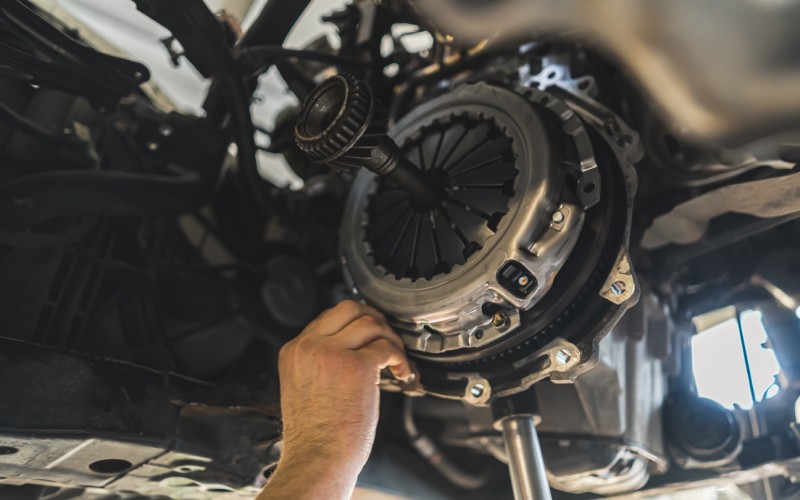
[610,280,627,296]
[492,312,510,331]
[470,384,485,398]
[552,210,565,224]
[555,349,571,365]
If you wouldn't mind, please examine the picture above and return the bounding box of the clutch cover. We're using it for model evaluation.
[340,82,637,402]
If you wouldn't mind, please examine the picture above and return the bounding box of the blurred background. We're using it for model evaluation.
[48,0,347,188]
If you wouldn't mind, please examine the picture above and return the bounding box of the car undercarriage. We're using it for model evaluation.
[1,0,800,498]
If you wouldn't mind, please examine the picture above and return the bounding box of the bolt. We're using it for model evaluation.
[470,383,485,398]
[492,311,510,331]
[146,141,159,151]
[610,280,627,296]
[474,329,484,340]
[552,210,565,224]
[159,124,174,137]
[555,349,571,365]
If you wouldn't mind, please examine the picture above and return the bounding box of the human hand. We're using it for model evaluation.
[259,300,414,499]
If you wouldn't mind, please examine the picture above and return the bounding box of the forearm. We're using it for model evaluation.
[260,301,410,499]
[257,453,359,500]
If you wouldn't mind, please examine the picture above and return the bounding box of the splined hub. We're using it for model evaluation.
[365,116,518,281]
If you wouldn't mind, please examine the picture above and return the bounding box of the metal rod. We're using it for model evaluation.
[736,309,758,408]
[500,416,552,500]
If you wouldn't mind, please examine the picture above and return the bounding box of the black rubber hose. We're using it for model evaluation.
[203,0,312,121]
[224,74,271,216]
[240,0,312,48]
[0,168,210,230]
[0,101,80,147]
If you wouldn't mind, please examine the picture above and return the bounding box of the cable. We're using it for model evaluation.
[403,397,490,490]
[0,101,80,147]
[237,46,370,71]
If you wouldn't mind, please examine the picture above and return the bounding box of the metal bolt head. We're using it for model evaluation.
[146,141,159,151]
[491,312,510,331]
[470,383,485,398]
[610,280,627,296]
[552,210,565,224]
[555,349,571,365]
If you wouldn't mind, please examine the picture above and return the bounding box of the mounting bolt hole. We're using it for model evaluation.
[0,446,18,456]
[89,459,132,475]
[582,182,596,194]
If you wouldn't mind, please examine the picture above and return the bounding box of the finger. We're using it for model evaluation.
[301,300,386,337]
[358,338,413,383]
[331,315,405,352]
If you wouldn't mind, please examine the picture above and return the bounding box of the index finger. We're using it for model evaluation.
[358,337,413,383]
[299,300,387,338]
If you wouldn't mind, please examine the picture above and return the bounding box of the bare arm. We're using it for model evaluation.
[258,300,414,500]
